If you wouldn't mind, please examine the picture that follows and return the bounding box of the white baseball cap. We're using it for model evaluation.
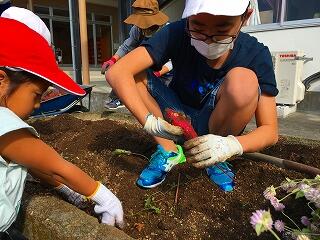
[182,0,250,18]
[1,6,51,44]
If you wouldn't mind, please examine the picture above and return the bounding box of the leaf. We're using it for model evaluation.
[285,177,292,182]
[295,190,305,199]
[134,223,145,232]
[255,223,263,236]
[301,228,311,234]
[113,149,131,156]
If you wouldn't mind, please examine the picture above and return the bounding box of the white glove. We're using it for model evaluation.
[184,134,243,168]
[89,182,124,229]
[55,184,87,209]
[143,114,183,141]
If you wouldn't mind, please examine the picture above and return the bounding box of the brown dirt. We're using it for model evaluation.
[28,114,320,240]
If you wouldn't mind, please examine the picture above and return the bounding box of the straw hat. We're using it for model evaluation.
[124,0,169,29]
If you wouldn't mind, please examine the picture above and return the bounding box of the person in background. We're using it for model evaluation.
[0,18,123,239]
[0,0,10,15]
[106,0,278,192]
[102,0,173,110]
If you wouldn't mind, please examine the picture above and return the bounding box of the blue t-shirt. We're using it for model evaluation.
[142,19,278,109]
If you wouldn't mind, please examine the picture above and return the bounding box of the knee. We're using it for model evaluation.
[220,67,259,108]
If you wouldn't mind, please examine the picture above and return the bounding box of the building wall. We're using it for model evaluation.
[248,26,320,91]
[161,0,184,22]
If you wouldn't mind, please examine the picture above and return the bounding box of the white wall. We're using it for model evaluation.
[162,0,185,22]
[247,26,320,91]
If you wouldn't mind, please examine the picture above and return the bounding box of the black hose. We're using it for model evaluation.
[243,152,320,177]
[303,71,320,90]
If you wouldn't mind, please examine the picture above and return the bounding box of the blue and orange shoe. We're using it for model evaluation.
[206,162,235,192]
[136,145,186,189]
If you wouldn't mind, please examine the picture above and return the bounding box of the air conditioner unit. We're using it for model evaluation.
[271,51,306,118]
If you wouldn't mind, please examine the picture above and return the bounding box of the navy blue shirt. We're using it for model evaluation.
[142,19,278,109]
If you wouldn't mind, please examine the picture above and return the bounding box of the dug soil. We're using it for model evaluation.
[27,114,320,240]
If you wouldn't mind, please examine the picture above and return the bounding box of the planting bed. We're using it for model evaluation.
[24,114,320,240]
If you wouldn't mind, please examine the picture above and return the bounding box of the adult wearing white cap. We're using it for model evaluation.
[106,0,278,192]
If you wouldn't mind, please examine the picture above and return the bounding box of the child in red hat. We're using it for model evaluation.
[0,18,124,238]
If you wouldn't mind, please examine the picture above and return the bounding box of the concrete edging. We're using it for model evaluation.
[17,195,133,240]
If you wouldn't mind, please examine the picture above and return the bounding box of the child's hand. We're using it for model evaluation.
[184,134,243,168]
[90,182,124,228]
[143,114,184,141]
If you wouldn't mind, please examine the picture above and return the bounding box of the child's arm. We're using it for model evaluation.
[0,129,124,227]
[0,128,96,195]
[237,94,278,152]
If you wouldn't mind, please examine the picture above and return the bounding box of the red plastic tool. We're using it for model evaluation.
[165,108,233,180]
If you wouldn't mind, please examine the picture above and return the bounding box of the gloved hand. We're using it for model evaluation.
[153,71,161,77]
[89,182,124,228]
[143,113,184,141]
[184,134,243,168]
[101,57,117,75]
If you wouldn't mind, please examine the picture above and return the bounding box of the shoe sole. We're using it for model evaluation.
[104,105,126,110]
[135,178,166,189]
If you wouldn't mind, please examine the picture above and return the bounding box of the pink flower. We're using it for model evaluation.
[250,210,273,236]
[274,220,285,232]
[270,197,285,211]
[301,216,310,226]
[263,186,276,200]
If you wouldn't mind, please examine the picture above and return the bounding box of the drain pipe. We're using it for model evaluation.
[243,152,320,177]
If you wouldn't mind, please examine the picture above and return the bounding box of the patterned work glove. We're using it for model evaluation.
[184,134,243,168]
[143,113,184,142]
[89,182,124,228]
[55,184,87,209]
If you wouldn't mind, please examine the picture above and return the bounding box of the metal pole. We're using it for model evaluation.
[79,0,90,85]
[27,0,33,11]
[68,0,82,85]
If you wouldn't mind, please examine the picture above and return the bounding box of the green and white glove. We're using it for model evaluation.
[89,182,124,229]
[184,134,243,168]
[143,114,183,141]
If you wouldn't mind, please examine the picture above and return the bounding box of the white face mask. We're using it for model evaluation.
[191,38,234,60]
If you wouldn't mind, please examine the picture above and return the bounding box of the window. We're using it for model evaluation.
[95,15,111,23]
[96,24,112,64]
[34,5,49,15]
[285,0,320,21]
[33,5,113,67]
[256,0,283,24]
[52,21,72,64]
[248,0,320,27]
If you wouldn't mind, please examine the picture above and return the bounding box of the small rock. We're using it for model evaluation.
[158,220,171,231]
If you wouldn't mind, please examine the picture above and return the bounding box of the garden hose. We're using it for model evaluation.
[243,152,320,177]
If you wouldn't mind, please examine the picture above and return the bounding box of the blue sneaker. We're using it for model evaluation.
[136,145,186,189]
[206,162,235,192]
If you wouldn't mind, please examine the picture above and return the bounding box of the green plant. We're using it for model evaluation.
[144,195,161,214]
[250,175,320,240]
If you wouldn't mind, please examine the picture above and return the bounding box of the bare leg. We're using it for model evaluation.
[135,71,177,152]
[209,67,259,136]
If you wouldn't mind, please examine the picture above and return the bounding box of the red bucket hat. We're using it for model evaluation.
[0,18,85,96]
